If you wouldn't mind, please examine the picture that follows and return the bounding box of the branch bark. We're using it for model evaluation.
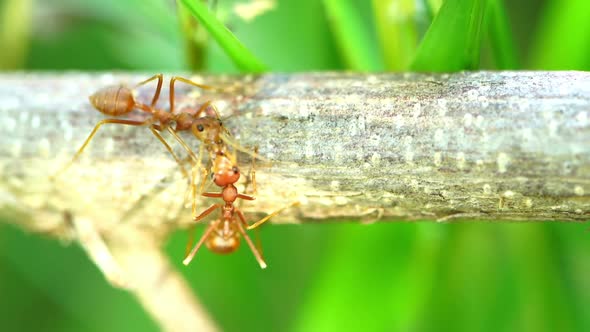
[2,72,588,226]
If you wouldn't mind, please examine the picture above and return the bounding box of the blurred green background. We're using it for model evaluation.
[1,0,590,331]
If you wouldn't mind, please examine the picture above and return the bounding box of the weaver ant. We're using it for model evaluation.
[55,74,261,213]
[183,147,299,269]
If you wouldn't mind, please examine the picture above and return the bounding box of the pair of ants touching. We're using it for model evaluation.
[57,74,298,269]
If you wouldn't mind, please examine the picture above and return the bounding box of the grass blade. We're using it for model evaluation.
[486,0,519,69]
[529,0,590,70]
[177,3,208,70]
[0,0,31,69]
[323,0,384,71]
[372,0,432,71]
[411,0,487,71]
[178,0,267,72]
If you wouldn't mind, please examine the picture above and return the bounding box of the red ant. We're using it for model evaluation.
[55,74,261,213]
[183,148,298,269]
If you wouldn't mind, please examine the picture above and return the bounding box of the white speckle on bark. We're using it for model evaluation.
[434,129,445,146]
[3,116,16,133]
[330,180,340,191]
[405,150,414,164]
[11,141,22,158]
[497,153,510,173]
[104,138,115,157]
[38,138,51,158]
[576,111,588,126]
[474,115,484,128]
[31,115,41,129]
[464,113,473,127]
[456,152,466,170]
[413,103,422,117]
[19,111,29,124]
[334,196,348,205]
[503,190,515,198]
[437,100,447,116]
[483,184,492,195]
[548,120,559,137]
[574,186,584,196]
[371,153,381,166]
[433,152,442,167]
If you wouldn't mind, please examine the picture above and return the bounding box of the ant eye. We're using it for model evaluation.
[218,120,223,126]
[197,124,204,132]
[232,166,239,174]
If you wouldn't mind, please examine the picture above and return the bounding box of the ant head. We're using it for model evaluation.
[212,165,240,187]
[192,117,223,143]
[206,233,240,254]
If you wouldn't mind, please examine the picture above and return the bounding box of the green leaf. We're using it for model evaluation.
[486,0,519,69]
[529,0,590,70]
[292,223,448,332]
[323,0,384,71]
[372,0,432,71]
[0,0,31,69]
[411,0,488,71]
[178,0,267,72]
[177,2,208,70]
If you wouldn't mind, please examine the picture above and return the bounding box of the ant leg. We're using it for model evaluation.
[134,73,164,107]
[220,133,271,163]
[184,223,197,259]
[183,219,221,265]
[53,118,154,179]
[149,125,189,179]
[169,76,217,114]
[247,201,301,230]
[183,204,221,265]
[240,146,258,195]
[194,203,221,222]
[235,212,267,269]
[250,146,258,194]
[202,192,223,198]
[190,144,206,218]
[165,127,199,163]
[193,100,216,118]
[236,210,265,264]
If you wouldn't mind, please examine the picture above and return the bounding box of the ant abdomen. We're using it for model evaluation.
[89,85,136,116]
[206,234,240,254]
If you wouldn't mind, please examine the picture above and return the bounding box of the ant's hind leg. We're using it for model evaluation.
[134,74,163,107]
[247,201,301,230]
[183,219,221,265]
[236,210,265,262]
[241,146,258,195]
[189,144,210,218]
[169,76,218,115]
[149,125,189,179]
[234,214,267,269]
[53,118,153,179]
[220,133,271,163]
[165,127,199,163]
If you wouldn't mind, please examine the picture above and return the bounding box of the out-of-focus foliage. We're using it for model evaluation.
[1,0,589,331]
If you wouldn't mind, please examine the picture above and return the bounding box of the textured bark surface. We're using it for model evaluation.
[1,72,588,230]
